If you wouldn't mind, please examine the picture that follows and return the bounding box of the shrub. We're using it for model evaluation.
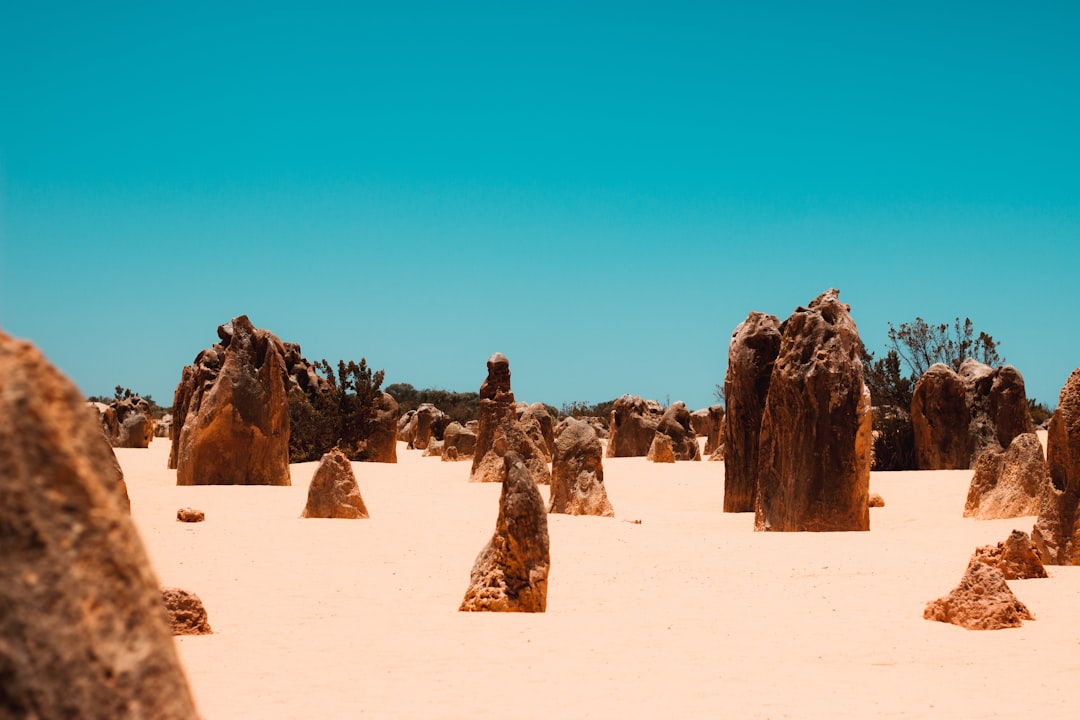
[288,359,386,462]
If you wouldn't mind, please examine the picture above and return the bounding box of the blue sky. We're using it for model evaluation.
[2,2,1078,410]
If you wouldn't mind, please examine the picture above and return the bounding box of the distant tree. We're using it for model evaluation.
[87,387,169,419]
[1028,398,1053,426]
[888,317,1003,378]
[559,399,616,425]
[712,383,725,406]
[385,383,480,424]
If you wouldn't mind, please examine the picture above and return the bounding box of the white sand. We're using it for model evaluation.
[119,435,1080,720]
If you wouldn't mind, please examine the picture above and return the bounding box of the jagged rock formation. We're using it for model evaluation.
[460,452,550,612]
[549,417,614,516]
[161,587,213,635]
[755,290,871,532]
[968,530,1047,579]
[653,401,700,461]
[1032,368,1080,565]
[723,312,783,512]
[365,392,398,463]
[302,448,369,519]
[410,403,446,450]
[442,421,478,461]
[606,394,663,458]
[0,330,198,718]
[93,396,154,448]
[923,562,1033,630]
[174,316,291,486]
[964,432,1048,519]
[470,353,551,484]
[703,404,725,456]
[646,433,676,463]
[519,402,555,457]
[154,413,173,438]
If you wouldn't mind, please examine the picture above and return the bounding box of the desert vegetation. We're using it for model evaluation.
[288,359,386,462]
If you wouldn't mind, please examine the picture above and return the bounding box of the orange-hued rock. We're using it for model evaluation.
[646,432,676,463]
[177,507,205,522]
[302,448,369,519]
[912,364,972,470]
[606,394,663,458]
[469,353,551,484]
[654,402,700,461]
[162,587,213,635]
[549,417,614,517]
[175,315,291,486]
[968,530,1047,580]
[1032,368,1080,564]
[964,432,1048,519]
[0,331,198,718]
[441,421,477,461]
[722,312,783,512]
[702,404,725,456]
[94,395,154,448]
[755,290,871,532]
[460,452,550,612]
[868,493,885,508]
[923,562,1033,630]
[365,392,399,463]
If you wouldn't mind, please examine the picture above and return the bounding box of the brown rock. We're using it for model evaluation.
[471,352,516,479]
[689,408,712,437]
[549,417,614,517]
[968,530,1047,580]
[605,394,662,458]
[302,448,369,519]
[962,360,1035,461]
[161,587,213,635]
[707,445,725,461]
[964,432,1048,519]
[363,392,398,463]
[1032,368,1080,565]
[646,433,676,463]
[722,312,783,512]
[177,507,205,522]
[154,413,173,438]
[470,354,551,484]
[460,452,550,612]
[423,438,445,457]
[755,290,871,532]
[397,410,416,446]
[654,401,700,461]
[442,421,477,461]
[703,404,725,456]
[410,403,444,450]
[868,493,885,508]
[912,364,973,470]
[923,562,1033,630]
[520,402,555,457]
[175,315,292,486]
[0,331,198,718]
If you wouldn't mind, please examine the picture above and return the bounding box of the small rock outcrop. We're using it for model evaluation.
[606,394,663,458]
[302,448,369,519]
[703,404,725,456]
[519,402,555,457]
[722,312,783,512]
[0,331,198,718]
[364,392,398,463]
[176,507,205,522]
[109,396,155,448]
[161,587,213,635]
[646,433,676,463]
[460,452,550,612]
[868,493,885,508]
[470,354,551,484]
[442,421,478,461]
[174,316,292,486]
[968,530,1048,580]
[911,364,973,470]
[1032,368,1080,565]
[923,562,1034,630]
[653,401,700,461]
[755,290,871,532]
[154,413,173,438]
[964,432,1049,519]
[549,417,614,516]
[410,403,446,450]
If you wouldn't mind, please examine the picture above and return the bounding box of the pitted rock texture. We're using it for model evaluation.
[654,402,700,461]
[964,432,1048,519]
[161,587,213,635]
[923,562,1033,630]
[606,394,662,458]
[549,417,614,516]
[302,448,370,519]
[968,530,1047,580]
[1032,368,1080,565]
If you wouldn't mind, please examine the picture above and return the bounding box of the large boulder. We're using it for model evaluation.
[911,364,972,470]
[470,354,551,484]
[174,316,292,486]
[519,402,555,458]
[109,396,155,448]
[646,433,676,463]
[549,417,614,516]
[755,290,871,532]
[364,392,398,463]
[654,401,700,461]
[1032,368,1080,565]
[302,448,369,519]
[410,403,445,450]
[722,312,783,512]
[605,394,662,458]
[964,432,1048,519]
[961,360,1035,463]
[967,530,1047,580]
[923,562,1033,630]
[460,452,550,612]
[0,331,198,718]
[442,421,478,461]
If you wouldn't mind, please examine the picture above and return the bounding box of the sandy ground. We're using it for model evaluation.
[119,435,1080,720]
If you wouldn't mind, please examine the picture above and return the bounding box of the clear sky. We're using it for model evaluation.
[2,2,1078,411]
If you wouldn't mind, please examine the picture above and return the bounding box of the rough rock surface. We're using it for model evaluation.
[302,448,369,519]
[470,354,551,484]
[646,433,676,463]
[868,493,886,508]
[410,403,444,450]
[177,507,205,522]
[175,315,292,486]
[549,417,614,516]
[723,312,783,512]
[703,404,725,456]
[755,290,871,532]
[0,331,198,718]
[911,364,972,470]
[606,394,662,458]
[108,396,155,448]
[397,410,416,446]
[962,360,1035,462]
[1032,368,1080,565]
[923,562,1033,630]
[460,452,550,612]
[442,421,478,461]
[654,401,701,461]
[161,587,213,635]
[520,402,555,457]
[968,530,1048,580]
[154,412,173,438]
[364,392,398,463]
[964,432,1048,519]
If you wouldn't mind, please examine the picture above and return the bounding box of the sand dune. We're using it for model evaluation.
[119,435,1079,720]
